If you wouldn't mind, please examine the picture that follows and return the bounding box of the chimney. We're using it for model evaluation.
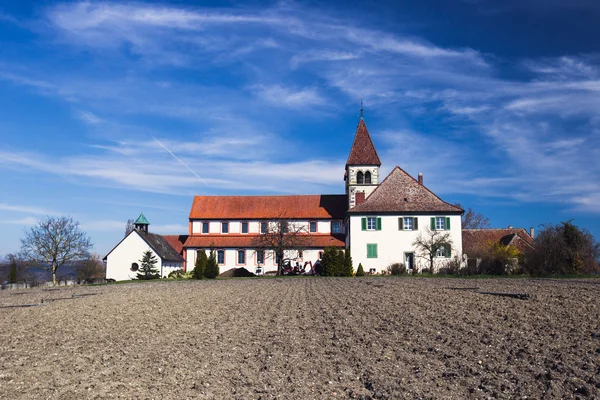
[418,173,423,185]
[529,227,535,239]
[355,192,366,206]
[507,225,512,229]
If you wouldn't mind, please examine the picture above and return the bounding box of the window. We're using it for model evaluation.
[217,250,225,264]
[367,244,378,258]
[361,217,381,231]
[432,217,450,231]
[241,222,248,234]
[130,263,139,272]
[275,251,281,265]
[279,221,288,233]
[237,250,246,265]
[365,171,371,184]
[357,171,364,184]
[202,222,209,234]
[400,217,418,231]
[331,220,342,233]
[436,245,451,258]
[260,222,268,234]
[309,221,317,233]
[318,251,323,259]
[298,250,303,259]
[256,250,265,264]
[221,221,229,233]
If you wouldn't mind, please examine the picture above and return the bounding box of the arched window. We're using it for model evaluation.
[130,263,139,272]
[357,171,364,184]
[365,171,372,184]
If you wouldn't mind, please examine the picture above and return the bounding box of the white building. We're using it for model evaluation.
[104,115,464,278]
[104,214,184,280]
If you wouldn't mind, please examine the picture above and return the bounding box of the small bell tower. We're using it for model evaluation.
[134,212,150,233]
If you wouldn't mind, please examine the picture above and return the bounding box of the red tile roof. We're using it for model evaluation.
[162,234,187,255]
[462,228,534,255]
[184,234,345,248]
[349,166,463,213]
[189,195,347,220]
[346,119,381,166]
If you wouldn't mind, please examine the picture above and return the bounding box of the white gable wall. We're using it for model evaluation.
[106,232,165,281]
[349,214,462,273]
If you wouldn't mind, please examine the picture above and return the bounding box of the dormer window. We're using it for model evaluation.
[357,171,364,184]
[365,171,371,184]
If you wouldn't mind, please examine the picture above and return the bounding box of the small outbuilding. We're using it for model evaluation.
[104,213,185,280]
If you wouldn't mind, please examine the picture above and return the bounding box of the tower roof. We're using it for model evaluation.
[346,118,381,167]
[134,213,150,225]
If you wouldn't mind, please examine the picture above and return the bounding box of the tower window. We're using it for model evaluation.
[357,171,364,184]
[365,171,371,184]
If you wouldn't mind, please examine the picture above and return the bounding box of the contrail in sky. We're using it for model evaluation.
[152,136,207,185]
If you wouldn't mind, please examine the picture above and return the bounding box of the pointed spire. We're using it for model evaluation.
[346,118,381,167]
[360,98,364,119]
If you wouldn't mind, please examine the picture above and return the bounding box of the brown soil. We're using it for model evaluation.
[218,268,256,278]
[0,277,599,399]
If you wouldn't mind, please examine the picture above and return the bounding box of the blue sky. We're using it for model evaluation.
[1,0,600,256]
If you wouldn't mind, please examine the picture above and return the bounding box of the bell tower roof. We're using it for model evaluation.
[346,118,381,167]
[134,213,150,225]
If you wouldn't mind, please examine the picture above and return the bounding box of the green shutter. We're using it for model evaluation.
[446,217,451,230]
[361,217,366,231]
[413,217,419,230]
[430,217,435,230]
[398,217,403,230]
[374,244,378,258]
[367,244,378,258]
[376,217,382,231]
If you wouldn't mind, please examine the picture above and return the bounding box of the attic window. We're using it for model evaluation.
[130,263,139,272]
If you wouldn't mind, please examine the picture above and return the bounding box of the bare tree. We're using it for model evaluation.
[454,203,490,229]
[75,253,106,283]
[251,218,308,275]
[125,218,135,237]
[412,227,453,273]
[20,216,93,286]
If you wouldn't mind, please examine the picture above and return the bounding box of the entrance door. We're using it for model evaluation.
[405,252,414,270]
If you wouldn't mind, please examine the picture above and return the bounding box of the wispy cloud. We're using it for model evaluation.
[78,110,102,124]
[0,203,60,216]
[252,84,328,108]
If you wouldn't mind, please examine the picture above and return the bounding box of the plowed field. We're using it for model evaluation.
[1,277,599,399]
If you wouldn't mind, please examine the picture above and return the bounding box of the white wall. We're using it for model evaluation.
[106,232,183,280]
[349,214,462,273]
[186,248,324,275]
[190,219,343,235]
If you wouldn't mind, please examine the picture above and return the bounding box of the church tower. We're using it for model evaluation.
[345,114,381,209]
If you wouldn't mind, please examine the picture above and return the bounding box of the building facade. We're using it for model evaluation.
[105,116,464,278]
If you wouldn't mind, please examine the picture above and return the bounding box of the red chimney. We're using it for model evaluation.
[356,192,365,205]
[418,173,423,185]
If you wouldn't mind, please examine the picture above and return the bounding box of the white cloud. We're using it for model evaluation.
[252,84,327,108]
[0,217,39,226]
[78,110,102,124]
[0,203,60,216]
